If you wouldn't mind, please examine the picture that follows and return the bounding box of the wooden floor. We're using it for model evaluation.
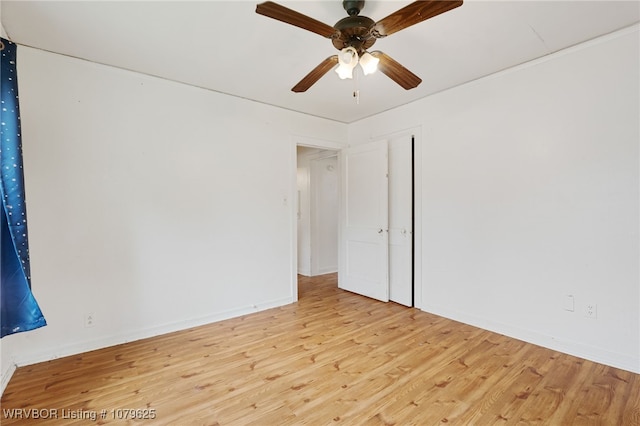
[2,273,639,425]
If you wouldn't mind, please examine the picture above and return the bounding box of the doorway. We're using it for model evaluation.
[296,146,340,279]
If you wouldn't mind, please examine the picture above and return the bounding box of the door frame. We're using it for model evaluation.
[290,136,345,302]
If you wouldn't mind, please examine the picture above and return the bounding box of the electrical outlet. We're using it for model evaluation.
[84,312,96,328]
[585,304,597,319]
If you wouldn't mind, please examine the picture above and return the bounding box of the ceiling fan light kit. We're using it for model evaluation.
[256,0,463,92]
[336,46,359,79]
[359,51,379,76]
[335,47,380,83]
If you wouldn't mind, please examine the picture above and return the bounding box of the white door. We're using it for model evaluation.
[339,140,389,302]
[388,134,413,306]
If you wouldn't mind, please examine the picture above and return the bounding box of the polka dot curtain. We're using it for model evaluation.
[1,37,46,338]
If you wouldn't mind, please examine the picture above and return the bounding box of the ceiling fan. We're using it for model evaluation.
[256,0,463,92]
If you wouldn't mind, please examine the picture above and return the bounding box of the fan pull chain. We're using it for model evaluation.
[353,67,360,104]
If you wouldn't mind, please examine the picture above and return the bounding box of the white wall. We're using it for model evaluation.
[310,155,339,275]
[296,149,339,276]
[1,46,347,383]
[0,4,6,39]
[349,26,640,373]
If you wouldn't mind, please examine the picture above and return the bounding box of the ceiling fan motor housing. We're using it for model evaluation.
[333,15,376,53]
[343,0,365,16]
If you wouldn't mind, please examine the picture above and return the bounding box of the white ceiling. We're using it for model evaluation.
[2,1,638,123]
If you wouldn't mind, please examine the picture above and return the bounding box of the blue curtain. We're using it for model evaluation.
[1,37,46,338]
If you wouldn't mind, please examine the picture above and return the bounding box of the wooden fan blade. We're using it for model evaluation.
[256,2,338,38]
[372,0,463,38]
[371,51,422,90]
[292,56,339,93]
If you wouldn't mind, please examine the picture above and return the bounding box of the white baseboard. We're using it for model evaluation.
[1,361,17,397]
[314,266,338,275]
[297,268,311,276]
[13,296,293,368]
[421,304,640,374]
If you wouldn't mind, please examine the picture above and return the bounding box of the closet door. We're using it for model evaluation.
[339,140,389,302]
[388,134,413,306]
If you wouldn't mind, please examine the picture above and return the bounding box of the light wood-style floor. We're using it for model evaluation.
[2,273,639,425]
